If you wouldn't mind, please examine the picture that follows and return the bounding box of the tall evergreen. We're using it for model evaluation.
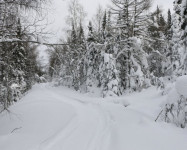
[166,9,172,41]
[102,11,107,40]
[106,10,112,38]
[180,0,187,73]
[87,21,95,42]
[71,23,77,44]
[78,22,85,44]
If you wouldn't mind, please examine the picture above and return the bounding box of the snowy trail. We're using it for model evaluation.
[36,89,114,150]
[0,84,187,150]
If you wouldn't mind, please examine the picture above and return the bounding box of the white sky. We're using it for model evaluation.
[46,0,174,42]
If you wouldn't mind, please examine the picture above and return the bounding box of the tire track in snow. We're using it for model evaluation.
[38,115,80,150]
[56,91,117,150]
[34,87,116,150]
[86,106,113,150]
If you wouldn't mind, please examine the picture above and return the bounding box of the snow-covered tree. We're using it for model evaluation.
[102,52,119,97]
[170,0,187,76]
[111,0,151,92]
[66,0,87,34]
[0,0,47,110]
[48,0,186,100]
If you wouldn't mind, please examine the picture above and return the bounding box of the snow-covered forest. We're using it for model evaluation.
[0,0,187,150]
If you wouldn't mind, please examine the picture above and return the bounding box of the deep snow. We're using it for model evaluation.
[0,83,187,150]
[175,75,187,98]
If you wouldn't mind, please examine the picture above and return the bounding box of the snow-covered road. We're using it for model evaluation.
[0,83,187,150]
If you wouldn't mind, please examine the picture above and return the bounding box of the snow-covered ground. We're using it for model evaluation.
[0,83,187,150]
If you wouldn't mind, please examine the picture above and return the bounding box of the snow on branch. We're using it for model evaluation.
[0,39,70,46]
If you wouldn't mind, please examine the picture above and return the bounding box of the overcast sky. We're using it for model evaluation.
[46,0,174,42]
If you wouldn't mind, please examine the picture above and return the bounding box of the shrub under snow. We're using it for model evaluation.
[159,76,187,128]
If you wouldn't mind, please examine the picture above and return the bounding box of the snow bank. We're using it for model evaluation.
[167,88,180,104]
[175,75,187,98]
[166,75,187,104]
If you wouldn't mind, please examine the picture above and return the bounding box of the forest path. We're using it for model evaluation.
[0,83,187,150]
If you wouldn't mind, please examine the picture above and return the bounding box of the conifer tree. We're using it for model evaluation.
[106,10,112,38]
[171,0,186,75]
[71,23,77,44]
[180,0,187,74]
[102,11,107,40]
[78,22,85,44]
[87,21,95,42]
[166,9,172,41]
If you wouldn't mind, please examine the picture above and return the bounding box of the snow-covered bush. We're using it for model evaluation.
[101,53,119,97]
[35,74,47,84]
[159,76,187,128]
[10,83,22,102]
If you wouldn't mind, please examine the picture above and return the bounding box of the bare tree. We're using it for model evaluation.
[66,0,87,34]
[92,5,104,33]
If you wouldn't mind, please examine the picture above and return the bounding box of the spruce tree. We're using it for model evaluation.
[171,0,187,75]
[71,23,77,44]
[87,21,95,42]
[166,9,172,41]
[180,0,187,74]
[102,11,107,40]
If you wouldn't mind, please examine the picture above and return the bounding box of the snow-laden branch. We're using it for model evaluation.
[0,39,70,46]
